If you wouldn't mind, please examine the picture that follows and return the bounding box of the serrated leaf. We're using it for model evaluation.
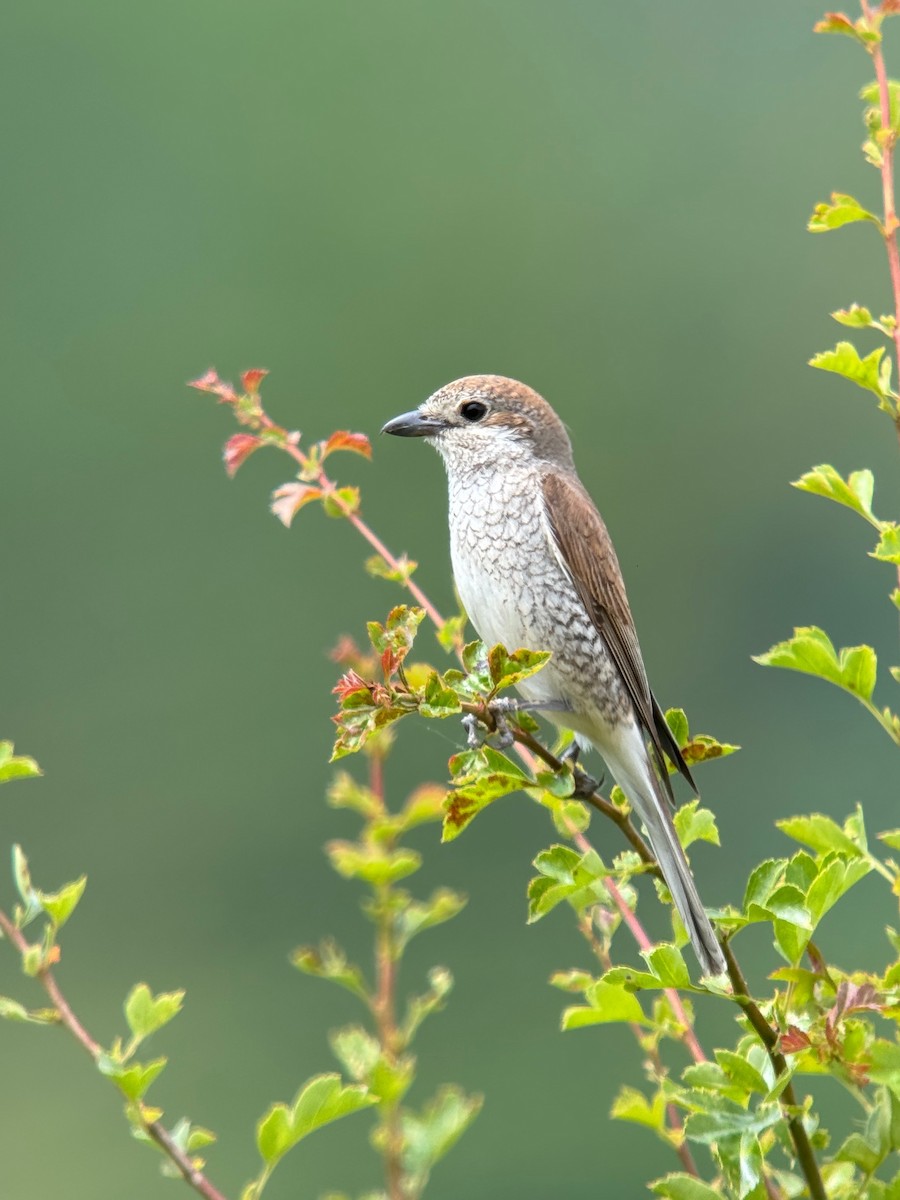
[291,939,369,1000]
[776,813,865,858]
[395,888,467,952]
[364,553,417,583]
[651,1174,723,1200]
[755,626,878,702]
[125,984,184,1041]
[486,644,551,691]
[792,464,878,525]
[0,995,56,1024]
[99,1055,167,1101]
[674,800,720,850]
[326,840,421,885]
[808,193,880,232]
[419,672,461,718]
[323,430,372,460]
[832,302,876,328]
[809,341,893,408]
[400,1086,482,1192]
[611,1085,667,1133]
[271,482,322,527]
[442,747,532,841]
[0,742,42,786]
[683,1099,783,1144]
[561,979,646,1029]
[641,943,691,989]
[39,877,87,929]
[872,524,900,564]
[815,12,881,43]
[257,1075,375,1167]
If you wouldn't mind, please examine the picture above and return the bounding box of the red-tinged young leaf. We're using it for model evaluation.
[332,670,372,703]
[241,368,268,395]
[223,434,263,478]
[780,1026,811,1054]
[270,482,322,527]
[323,431,372,460]
[187,369,239,404]
[826,980,883,1040]
[814,11,879,42]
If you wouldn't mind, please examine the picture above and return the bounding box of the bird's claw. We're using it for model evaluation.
[461,700,517,750]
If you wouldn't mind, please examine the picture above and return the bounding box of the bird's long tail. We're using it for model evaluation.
[606,739,725,978]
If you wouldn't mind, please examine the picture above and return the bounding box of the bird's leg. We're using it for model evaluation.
[461,697,570,751]
[559,738,605,799]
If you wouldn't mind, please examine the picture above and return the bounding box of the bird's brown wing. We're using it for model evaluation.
[541,471,696,798]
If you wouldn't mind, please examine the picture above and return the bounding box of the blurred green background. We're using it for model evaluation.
[3,1,899,1196]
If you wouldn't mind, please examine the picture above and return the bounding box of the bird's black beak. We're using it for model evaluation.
[381,410,445,438]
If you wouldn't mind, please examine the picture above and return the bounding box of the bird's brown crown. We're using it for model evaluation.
[422,375,575,467]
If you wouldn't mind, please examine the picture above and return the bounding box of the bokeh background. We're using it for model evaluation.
[3,2,899,1197]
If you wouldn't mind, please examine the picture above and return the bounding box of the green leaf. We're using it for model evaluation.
[327,772,381,818]
[0,995,56,1024]
[880,829,900,851]
[442,747,533,842]
[326,840,421,885]
[742,858,787,913]
[419,672,462,718]
[561,979,646,1029]
[611,1085,667,1133]
[329,1026,381,1082]
[398,784,447,831]
[641,943,691,989]
[256,1104,293,1164]
[124,983,184,1041]
[872,524,900,564]
[674,800,720,850]
[366,605,426,664]
[435,612,466,654]
[526,844,606,922]
[394,888,467,952]
[486,644,551,692]
[99,1054,167,1101]
[808,193,880,232]
[815,13,881,43]
[832,303,877,329]
[400,966,453,1043]
[400,1086,482,1191]
[257,1074,375,1166]
[862,80,900,133]
[291,939,369,1000]
[683,1099,783,1144]
[792,464,878,525]
[651,1175,723,1200]
[364,553,417,584]
[809,341,894,411]
[39,877,87,929]
[868,1041,900,1099]
[714,1049,770,1095]
[0,742,42,786]
[777,813,866,858]
[755,626,878,702]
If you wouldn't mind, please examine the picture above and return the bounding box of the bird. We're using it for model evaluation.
[381,374,725,978]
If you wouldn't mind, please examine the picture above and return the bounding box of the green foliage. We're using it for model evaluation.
[0,741,41,786]
[809,341,895,413]
[755,626,900,743]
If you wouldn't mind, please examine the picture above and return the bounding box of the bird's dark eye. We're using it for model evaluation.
[459,400,487,422]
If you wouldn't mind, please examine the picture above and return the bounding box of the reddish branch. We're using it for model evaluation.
[0,908,229,1200]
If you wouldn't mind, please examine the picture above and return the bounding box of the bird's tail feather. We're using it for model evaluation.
[608,747,725,978]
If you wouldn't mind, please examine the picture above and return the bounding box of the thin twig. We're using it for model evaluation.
[577,912,701,1178]
[720,940,826,1200]
[367,753,407,1200]
[0,908,229,1200]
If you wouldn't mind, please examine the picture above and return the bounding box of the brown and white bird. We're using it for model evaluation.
[382,374,724,978]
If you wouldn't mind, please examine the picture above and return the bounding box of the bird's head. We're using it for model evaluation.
[381,375,574,472]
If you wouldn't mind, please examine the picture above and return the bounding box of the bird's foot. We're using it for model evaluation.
[571,766,602,799]
[461,698,520,750]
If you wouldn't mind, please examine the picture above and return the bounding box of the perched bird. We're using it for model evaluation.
[382,375,724,977]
